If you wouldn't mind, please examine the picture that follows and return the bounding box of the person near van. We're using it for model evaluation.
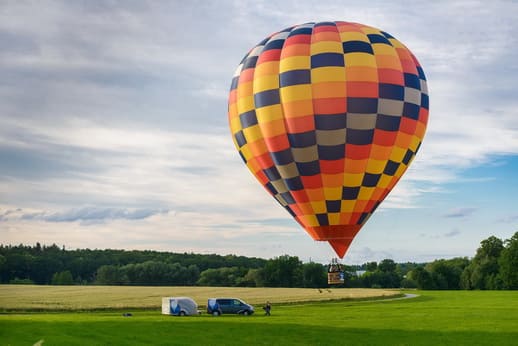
[263,301,271,316]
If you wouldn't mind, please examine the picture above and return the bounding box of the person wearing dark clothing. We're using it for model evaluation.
[263,301,271,316]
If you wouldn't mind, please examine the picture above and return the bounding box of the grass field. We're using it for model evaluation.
[1,287,517,345]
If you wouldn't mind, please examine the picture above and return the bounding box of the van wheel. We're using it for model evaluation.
[179,311,186,316]
[243,311,249,316]
[212,311,220,316]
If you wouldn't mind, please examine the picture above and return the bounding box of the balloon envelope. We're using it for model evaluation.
[228,21,429,258]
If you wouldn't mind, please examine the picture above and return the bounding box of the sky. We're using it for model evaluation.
[1,0,517,264]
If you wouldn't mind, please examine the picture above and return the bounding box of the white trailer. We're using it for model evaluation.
[161,297,199,316]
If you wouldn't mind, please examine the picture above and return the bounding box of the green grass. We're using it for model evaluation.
[1,290,517,345]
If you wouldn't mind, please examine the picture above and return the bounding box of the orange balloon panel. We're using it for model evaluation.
[228,21,429,258]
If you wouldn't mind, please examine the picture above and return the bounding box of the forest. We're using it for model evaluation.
[1,232,516,289]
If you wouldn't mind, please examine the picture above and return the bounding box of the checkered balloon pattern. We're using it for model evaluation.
[228,21,429,258]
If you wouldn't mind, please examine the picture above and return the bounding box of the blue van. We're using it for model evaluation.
[207,298,254,316]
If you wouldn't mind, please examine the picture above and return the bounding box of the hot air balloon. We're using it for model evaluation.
[228,21,429,259]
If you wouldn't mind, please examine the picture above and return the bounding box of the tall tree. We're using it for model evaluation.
[409,267,436,289]
[51,270,74,285]
[425,258,469,289]
[197,267,245,287]
[498,232,518,289]
[262,255,302,287]
[302,262,327,288]
[378,259,397,273]
[365,261,378,272]
[95,265,127,285]
[462,236,504,289]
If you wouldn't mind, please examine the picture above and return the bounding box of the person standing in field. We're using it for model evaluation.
[263,301,271,316]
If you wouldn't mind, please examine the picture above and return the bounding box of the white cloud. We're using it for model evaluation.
[443,208,477,218]
[444,229,461,238]
[0,206,168,223]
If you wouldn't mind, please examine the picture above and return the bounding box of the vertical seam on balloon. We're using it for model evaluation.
[234,42,286,208]
[372,30,401,213]
[378,35,409,216]
[309,21,343,231]
[350,24,384,226]
[370,30,401,220]
[267,26,308,222]
[307,22,329,233]
[231,52,249,167]
[278,23,319,233]
[338,22,352,227]
[253,31,297,215]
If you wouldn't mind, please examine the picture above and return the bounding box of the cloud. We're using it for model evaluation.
[419,228,461,239]
[444,208,477,218]
[345,246,395,264]
[443,229,461,238]
[1,206,169,224]
[497,214,518,224]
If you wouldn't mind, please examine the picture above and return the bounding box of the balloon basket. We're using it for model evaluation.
[327,258,345,285]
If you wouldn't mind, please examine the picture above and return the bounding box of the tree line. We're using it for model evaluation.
[0,232,516,289]
[408,233,518,290]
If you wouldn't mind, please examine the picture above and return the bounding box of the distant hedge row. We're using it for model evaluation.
[1,231,516,289]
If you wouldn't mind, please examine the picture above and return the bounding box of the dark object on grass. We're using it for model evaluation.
[263,301,271,316]
[122,313,133,317]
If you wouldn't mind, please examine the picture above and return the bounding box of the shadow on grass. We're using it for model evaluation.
[1,319,516,346]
